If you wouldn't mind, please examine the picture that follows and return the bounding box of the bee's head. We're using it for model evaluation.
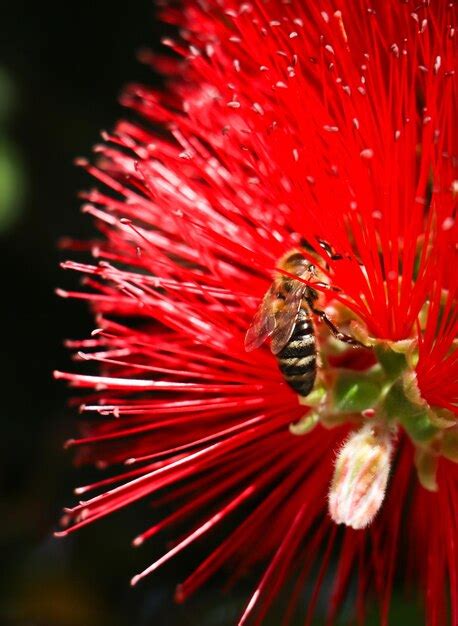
[279,250,319,279]
[306,263,317,277]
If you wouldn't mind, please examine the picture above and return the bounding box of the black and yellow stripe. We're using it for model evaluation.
[277,308,316,397]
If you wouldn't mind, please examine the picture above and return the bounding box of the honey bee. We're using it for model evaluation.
[245,247,363,398]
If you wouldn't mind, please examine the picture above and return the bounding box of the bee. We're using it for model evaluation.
[245,247,363,398]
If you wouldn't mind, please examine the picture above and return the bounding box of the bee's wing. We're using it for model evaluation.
[244,288,277,352]
[270,283,305,355]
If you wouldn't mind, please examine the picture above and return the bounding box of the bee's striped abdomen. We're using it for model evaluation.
[277,307,316,397]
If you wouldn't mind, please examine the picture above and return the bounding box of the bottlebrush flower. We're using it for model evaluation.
[55,1,457,625]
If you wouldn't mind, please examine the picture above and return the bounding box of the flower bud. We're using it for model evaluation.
[328,423,393,529]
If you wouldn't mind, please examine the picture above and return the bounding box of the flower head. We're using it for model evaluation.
[56,1,457,624]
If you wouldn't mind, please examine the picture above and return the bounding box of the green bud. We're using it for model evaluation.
[374,345,408,380]
[383,380,438,442]
[333,370,382,413]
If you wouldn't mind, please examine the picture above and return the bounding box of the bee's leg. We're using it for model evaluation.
[317,239,363,265]
[313,281,342,293]
[309,305,367,348]
[318,239,345,261]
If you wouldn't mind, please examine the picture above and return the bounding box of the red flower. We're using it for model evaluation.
[56,1,458,625]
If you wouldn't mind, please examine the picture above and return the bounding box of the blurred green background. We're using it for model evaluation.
[0,2,424,625]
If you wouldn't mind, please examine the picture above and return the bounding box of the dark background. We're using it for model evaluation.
[0,2,422,625]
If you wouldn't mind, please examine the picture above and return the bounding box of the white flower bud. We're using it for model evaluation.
[328,423,393,529]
